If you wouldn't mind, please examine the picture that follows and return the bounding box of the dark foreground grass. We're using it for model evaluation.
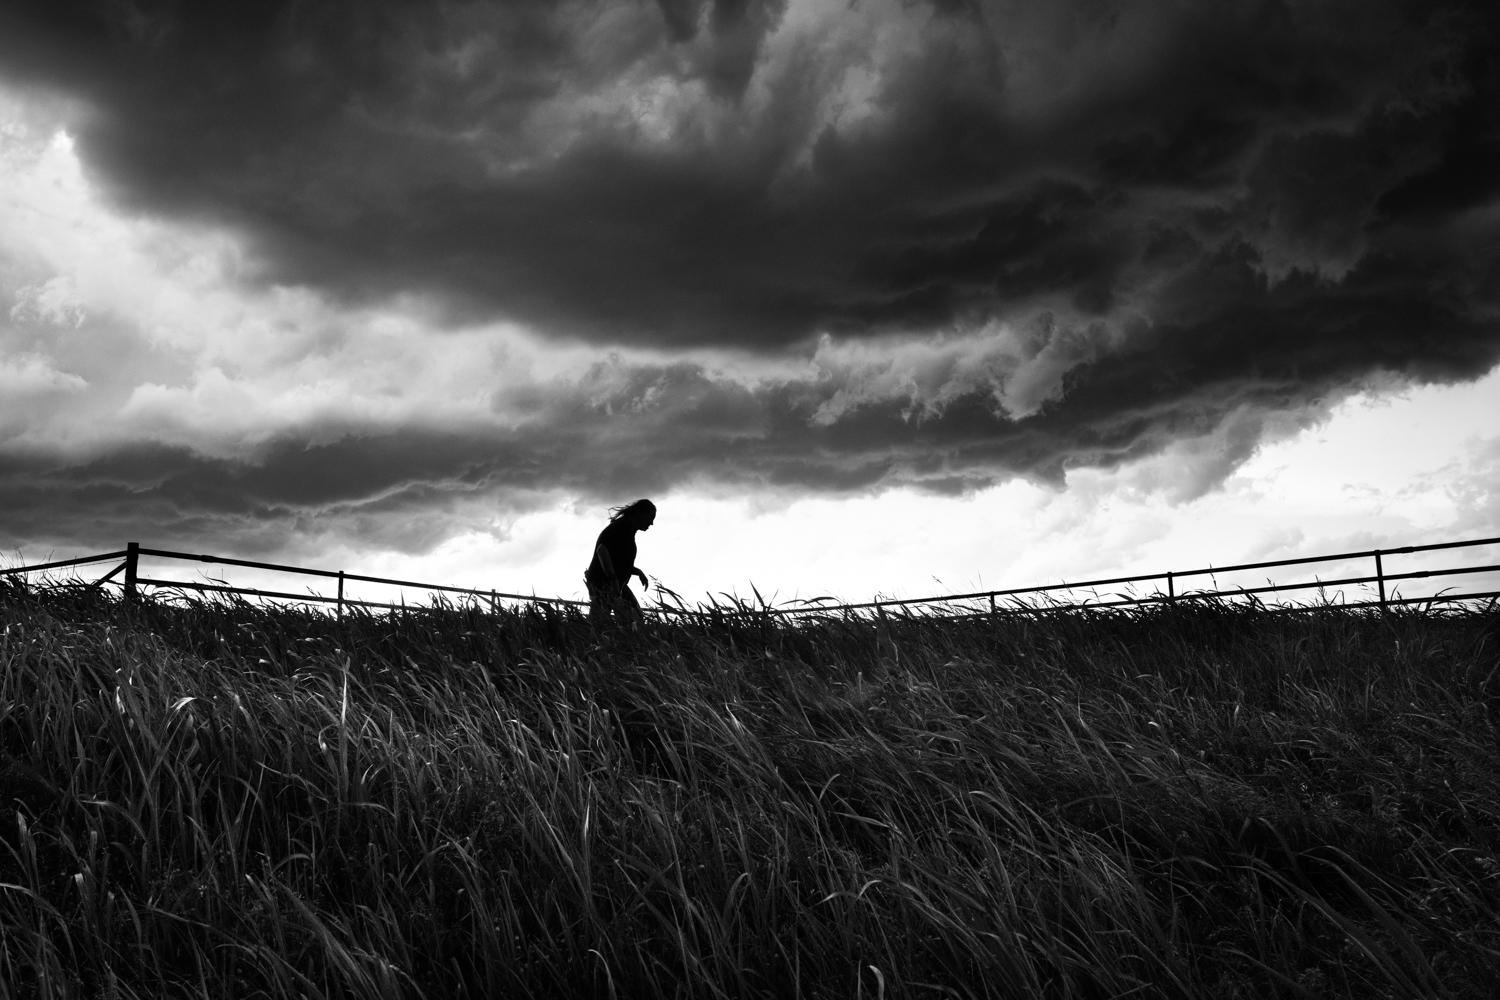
[1,584,1498,999]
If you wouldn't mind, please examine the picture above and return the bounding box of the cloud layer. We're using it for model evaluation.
[1,0,1498,555]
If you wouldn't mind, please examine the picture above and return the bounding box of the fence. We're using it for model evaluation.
[2,535,1499,618]
[0,543,585,618]
[771,534,1500,617]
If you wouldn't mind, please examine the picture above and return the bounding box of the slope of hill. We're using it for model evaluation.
[1,584,1497,998]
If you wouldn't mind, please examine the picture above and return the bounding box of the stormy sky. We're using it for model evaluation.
[1,0,1498,602]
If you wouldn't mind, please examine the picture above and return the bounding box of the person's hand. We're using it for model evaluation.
[635,568,649,588]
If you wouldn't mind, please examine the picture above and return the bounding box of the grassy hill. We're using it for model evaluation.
[1,583,1497,998]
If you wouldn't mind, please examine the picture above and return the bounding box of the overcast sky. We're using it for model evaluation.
[1,0,1497,606]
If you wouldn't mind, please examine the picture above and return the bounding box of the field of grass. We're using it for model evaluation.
[1,582,1498,999]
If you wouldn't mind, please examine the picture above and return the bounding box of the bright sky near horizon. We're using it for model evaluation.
[325,372,1500,604]
[1,0,1497,607]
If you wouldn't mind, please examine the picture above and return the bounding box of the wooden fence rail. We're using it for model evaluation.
[777,535,1500,617]
[1,543,586,617]
[2,536,1498,618]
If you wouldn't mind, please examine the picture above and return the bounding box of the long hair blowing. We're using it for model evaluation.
[608,499,656,523]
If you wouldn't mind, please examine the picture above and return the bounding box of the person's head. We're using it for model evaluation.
[610,499,656,531]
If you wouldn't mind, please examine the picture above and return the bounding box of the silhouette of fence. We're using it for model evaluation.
[0,544,585,617]
[2,535,1498,618]
[771,535,1500,617]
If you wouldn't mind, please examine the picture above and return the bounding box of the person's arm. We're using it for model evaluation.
[633,567,649,589]
[595,544,617,582]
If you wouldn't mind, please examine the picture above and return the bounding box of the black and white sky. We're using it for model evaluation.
[2,0,1498,600]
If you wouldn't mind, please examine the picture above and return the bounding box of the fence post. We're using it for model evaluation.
[124,542,138,602]
[337,571,345,621]
[490,590,497,615]
[1166,571,1175,604]
[1375,550,1386,610]
[989,593,996,615]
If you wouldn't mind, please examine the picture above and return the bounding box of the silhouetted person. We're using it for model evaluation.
[586,499,655,623]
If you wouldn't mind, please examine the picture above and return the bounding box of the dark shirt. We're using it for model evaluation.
[586,519,637,587]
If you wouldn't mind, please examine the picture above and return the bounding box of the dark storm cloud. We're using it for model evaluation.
[1,0,1495,343]
[1,224,1490,555]
[2,0,1500,553]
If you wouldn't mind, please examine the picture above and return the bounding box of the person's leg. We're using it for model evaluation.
[587,579,610,624]
[620,584,642,623]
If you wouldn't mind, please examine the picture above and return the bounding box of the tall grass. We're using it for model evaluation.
[0,580,1497,998]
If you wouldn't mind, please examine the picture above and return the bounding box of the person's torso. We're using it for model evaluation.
[587,520,636,581]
